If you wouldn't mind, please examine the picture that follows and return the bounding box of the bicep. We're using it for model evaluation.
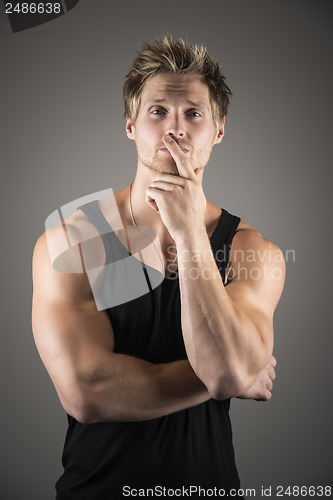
[32,233,115,415]
[225,233,286,352]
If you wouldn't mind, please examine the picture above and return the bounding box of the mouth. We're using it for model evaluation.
[159,147,190,154]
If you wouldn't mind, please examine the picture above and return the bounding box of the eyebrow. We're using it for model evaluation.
[144,98,210,112]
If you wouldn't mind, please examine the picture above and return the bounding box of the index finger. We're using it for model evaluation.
[163,134,196,179]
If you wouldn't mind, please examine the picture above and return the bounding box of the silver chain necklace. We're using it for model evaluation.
[129,182,178,273]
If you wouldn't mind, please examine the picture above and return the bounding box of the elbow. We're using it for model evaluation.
[205,346,272,401]
[206,371,246,401]
[71,389,104,424]
[72,404,95,425]
[208,365,267,401]
[206,361,262,400]
[59,389,97,425]
[66,388,123,424]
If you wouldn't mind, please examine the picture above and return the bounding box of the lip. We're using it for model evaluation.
[160,147,190,153]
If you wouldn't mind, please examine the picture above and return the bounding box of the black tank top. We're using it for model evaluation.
[55,200,242,500]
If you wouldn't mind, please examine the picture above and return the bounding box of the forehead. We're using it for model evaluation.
[140,73,211,107]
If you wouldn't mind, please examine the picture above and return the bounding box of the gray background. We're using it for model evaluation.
[1,0,332,498]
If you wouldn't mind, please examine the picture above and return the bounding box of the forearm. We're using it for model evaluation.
[78,353,210,424]
[177,231,268,399]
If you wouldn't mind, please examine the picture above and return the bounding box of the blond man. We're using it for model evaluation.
[32,36,285,499]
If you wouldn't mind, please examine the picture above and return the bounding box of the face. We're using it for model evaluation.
[126,73,225,176]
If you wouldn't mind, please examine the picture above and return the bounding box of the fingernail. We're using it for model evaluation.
[164,135,173,143]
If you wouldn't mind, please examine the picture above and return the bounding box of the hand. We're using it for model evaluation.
[237,355,277,401]
[145,134,206,241]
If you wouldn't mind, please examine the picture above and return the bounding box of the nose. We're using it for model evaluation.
[165,114,185,138]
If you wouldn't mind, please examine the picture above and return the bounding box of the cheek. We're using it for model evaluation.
[137,120,160,140]
[198,134,215,153]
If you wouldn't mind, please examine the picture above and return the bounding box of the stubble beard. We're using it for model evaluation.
[134,138,215,177]
[135,143,180,176]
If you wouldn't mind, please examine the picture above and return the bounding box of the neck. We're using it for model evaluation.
[129,167,172,236]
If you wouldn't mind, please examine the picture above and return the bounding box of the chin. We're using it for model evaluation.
[162,171,179,176]
[143,158,179,176]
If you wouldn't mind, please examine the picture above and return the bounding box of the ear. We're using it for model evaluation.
[213,116,225,145]
[125,116,136,140]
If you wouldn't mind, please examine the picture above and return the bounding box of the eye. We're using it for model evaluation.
[185,109,203,118]
[151,108,166,115]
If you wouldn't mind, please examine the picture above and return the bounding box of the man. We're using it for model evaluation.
[32,36,285,499]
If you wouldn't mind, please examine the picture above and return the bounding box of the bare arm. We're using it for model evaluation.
[145,134,285,401]
[177,229,285,399]
[32,232,211,424]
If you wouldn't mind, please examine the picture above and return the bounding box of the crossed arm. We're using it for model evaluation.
[177,227,285,400]
[32,225,281,424]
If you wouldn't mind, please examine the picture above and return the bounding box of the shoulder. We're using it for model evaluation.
[232,220,284,264]
[32,224,96,308]
[32,209,104,308]
[226,221,286,303]
[33,208,106,274]
[214,205,284,266]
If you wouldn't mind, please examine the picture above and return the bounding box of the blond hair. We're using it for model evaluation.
[123,35,232,128]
